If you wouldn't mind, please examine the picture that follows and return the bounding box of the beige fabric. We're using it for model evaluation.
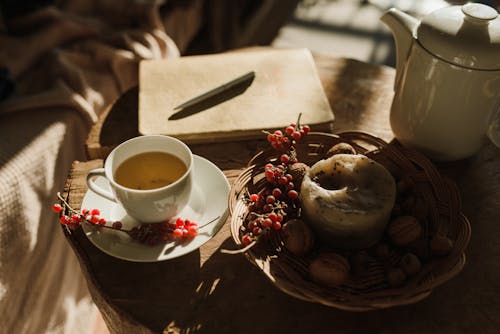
[0,1,181,333]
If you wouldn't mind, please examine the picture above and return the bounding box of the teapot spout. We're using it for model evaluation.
[381,8,419,89]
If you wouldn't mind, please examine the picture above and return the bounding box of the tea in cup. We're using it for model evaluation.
[86,135,193,223]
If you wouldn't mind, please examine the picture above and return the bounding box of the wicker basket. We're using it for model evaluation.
[229,131,471,311]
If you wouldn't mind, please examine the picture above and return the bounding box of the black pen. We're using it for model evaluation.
[172,71,255,110]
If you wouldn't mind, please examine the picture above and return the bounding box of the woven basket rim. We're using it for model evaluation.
[229,131,471,310]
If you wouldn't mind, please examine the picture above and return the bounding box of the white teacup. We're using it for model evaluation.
[86,135,193,223]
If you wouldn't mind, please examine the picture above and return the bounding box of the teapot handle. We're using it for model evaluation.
[380,8,419,90]
[487,105,500,148]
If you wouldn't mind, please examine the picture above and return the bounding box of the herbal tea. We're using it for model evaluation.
[114,151,187,190]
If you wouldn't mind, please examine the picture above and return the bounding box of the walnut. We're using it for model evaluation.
[282,219,315,256]
[430,235,454,257]
[400,253,422,276]
[288,162,309,187]
[387,215,422,247]
[325,142,356,158]
[309,253,350,287]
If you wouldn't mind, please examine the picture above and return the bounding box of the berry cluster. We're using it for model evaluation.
[241,120,309,246]
[52,195,199,246]
[53,204,118,230]
[128,218,199,246]
[266,123,310,152]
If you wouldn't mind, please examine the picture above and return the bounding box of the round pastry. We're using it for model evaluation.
[300,154,396,249]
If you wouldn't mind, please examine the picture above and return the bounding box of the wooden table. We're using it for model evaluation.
[62,51,500,334]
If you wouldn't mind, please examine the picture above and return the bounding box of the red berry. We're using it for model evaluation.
[268,212,278,222]
[287,182,295,190]
[71,214,81,223]
[302,125,311,134]
[112,221,123,229]
[98,218,107,225]
[273,221,282,230]
[267,134,276,143]
[285,174,293,181]
[288,190,299,199]
[252,227,263,235]
[90,215,100,224]
[289,123,296,127]
[91,208,100,216]
[292,131,302,140]
[52,204,63,213]
[81,209,89,215]
[249,194,259,202]
[285,126,294,135]
[263,204,273,212]
[187,225,198,237]
[172,228,183,238]
[272,188,282,198]
[242,234,253,245]
[262,218,273,228]
[59,215,70,225]
[265,163,274,170]
[278,176,288,185]
[280,154,290,163]
[175,217,185,228]
[248,220,258,229]
[274,130,283,136]
[266,195,276,204]
[276,214,283,222]
[182,229,190,238]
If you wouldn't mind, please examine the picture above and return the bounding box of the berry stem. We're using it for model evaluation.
[56,192,219,233]
[56,192,127,232]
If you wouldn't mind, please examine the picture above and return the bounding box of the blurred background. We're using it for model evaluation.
[272,0,500,67]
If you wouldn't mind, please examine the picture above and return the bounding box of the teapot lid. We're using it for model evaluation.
[417,3,500,70]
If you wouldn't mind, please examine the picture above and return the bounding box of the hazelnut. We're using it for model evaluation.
[288,162,309,187]
[387,268,407,287]
[400,253,422,276]
[387,215,422,247]
[430,235,454,257]
[309,253,350,287]
[282,219,315,256]
[325,142,356,158]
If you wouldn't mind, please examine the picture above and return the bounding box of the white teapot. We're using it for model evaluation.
[381,3,500,161]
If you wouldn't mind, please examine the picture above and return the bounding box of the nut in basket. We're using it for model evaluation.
[229,129,471,311]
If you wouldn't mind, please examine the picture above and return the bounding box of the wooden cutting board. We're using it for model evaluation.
[138,48,334,143]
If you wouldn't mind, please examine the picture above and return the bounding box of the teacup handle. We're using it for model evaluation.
[86,168,117,202]
[487,107,500,148]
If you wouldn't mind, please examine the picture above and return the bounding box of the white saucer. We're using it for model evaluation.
[81,155,230,262]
